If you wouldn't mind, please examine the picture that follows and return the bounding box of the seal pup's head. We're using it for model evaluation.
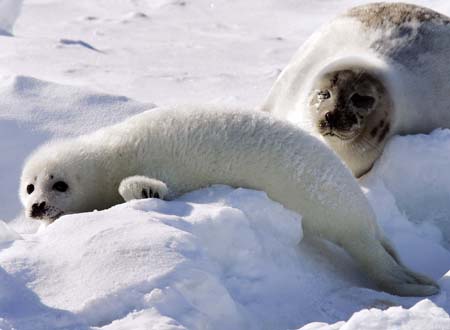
[307,66,392,176]
[19,141,106,222]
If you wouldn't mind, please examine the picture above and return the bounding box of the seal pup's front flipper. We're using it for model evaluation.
[118,176,168,201]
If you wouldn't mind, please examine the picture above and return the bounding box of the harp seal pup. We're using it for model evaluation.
[19,106,438,296]
[262,3,450,177]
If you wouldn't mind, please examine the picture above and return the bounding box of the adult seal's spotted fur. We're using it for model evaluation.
[20,105,438,297]
[262,3,450,177]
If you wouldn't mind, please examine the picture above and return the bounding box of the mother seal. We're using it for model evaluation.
[20,105,438,297]
[263,3,450,177]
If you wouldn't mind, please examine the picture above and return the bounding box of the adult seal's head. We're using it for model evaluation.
[307,65,392,176]
[262,3,450,178]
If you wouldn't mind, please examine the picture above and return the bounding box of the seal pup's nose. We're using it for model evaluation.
[31,201,46,218]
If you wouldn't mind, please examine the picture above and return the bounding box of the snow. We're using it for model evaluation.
[0,188,303,330]
[4,186,447,330]
[366,130,450,249]
[0,0,22,35]
[1,0,450,329]
[0,221,21,243]
[302,300,450,330]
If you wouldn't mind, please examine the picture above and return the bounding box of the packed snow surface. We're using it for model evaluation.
[1,0,450,329]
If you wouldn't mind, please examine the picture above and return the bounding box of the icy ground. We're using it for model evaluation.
[0,0,450,329]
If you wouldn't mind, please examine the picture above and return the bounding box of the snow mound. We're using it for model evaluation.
[366,129,450,247]
[302,299,450,330]
[1,185,449,330]
[0,221,21,243]
[0,75,153,219]
[360,131,450,283]
[0,0,22,35]
[0,75,153,137]
[0,187,303,329]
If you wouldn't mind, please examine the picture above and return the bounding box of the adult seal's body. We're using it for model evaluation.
[263,3,450,177]
[20,106,438,296]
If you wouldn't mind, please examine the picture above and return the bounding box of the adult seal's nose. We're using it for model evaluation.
[324,112,335,127]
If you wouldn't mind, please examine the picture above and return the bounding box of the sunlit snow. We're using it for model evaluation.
[0,1,449,329]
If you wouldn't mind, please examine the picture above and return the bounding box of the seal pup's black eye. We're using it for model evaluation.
[53,181,69,192]
[27,184,34,195]
[350,93,375,109]
[317,90,331,100]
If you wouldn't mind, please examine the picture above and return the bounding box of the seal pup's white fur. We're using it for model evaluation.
[20,105,438,296]
[262,3,450,177]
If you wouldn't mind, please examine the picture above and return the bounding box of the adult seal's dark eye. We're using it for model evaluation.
[53,181,69,192]
[317,90,331,100]
[350,93,375,109]
[26,184,34,195]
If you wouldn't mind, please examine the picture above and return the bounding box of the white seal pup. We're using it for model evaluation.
[20,106,438,296]
[262,3,450,177]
